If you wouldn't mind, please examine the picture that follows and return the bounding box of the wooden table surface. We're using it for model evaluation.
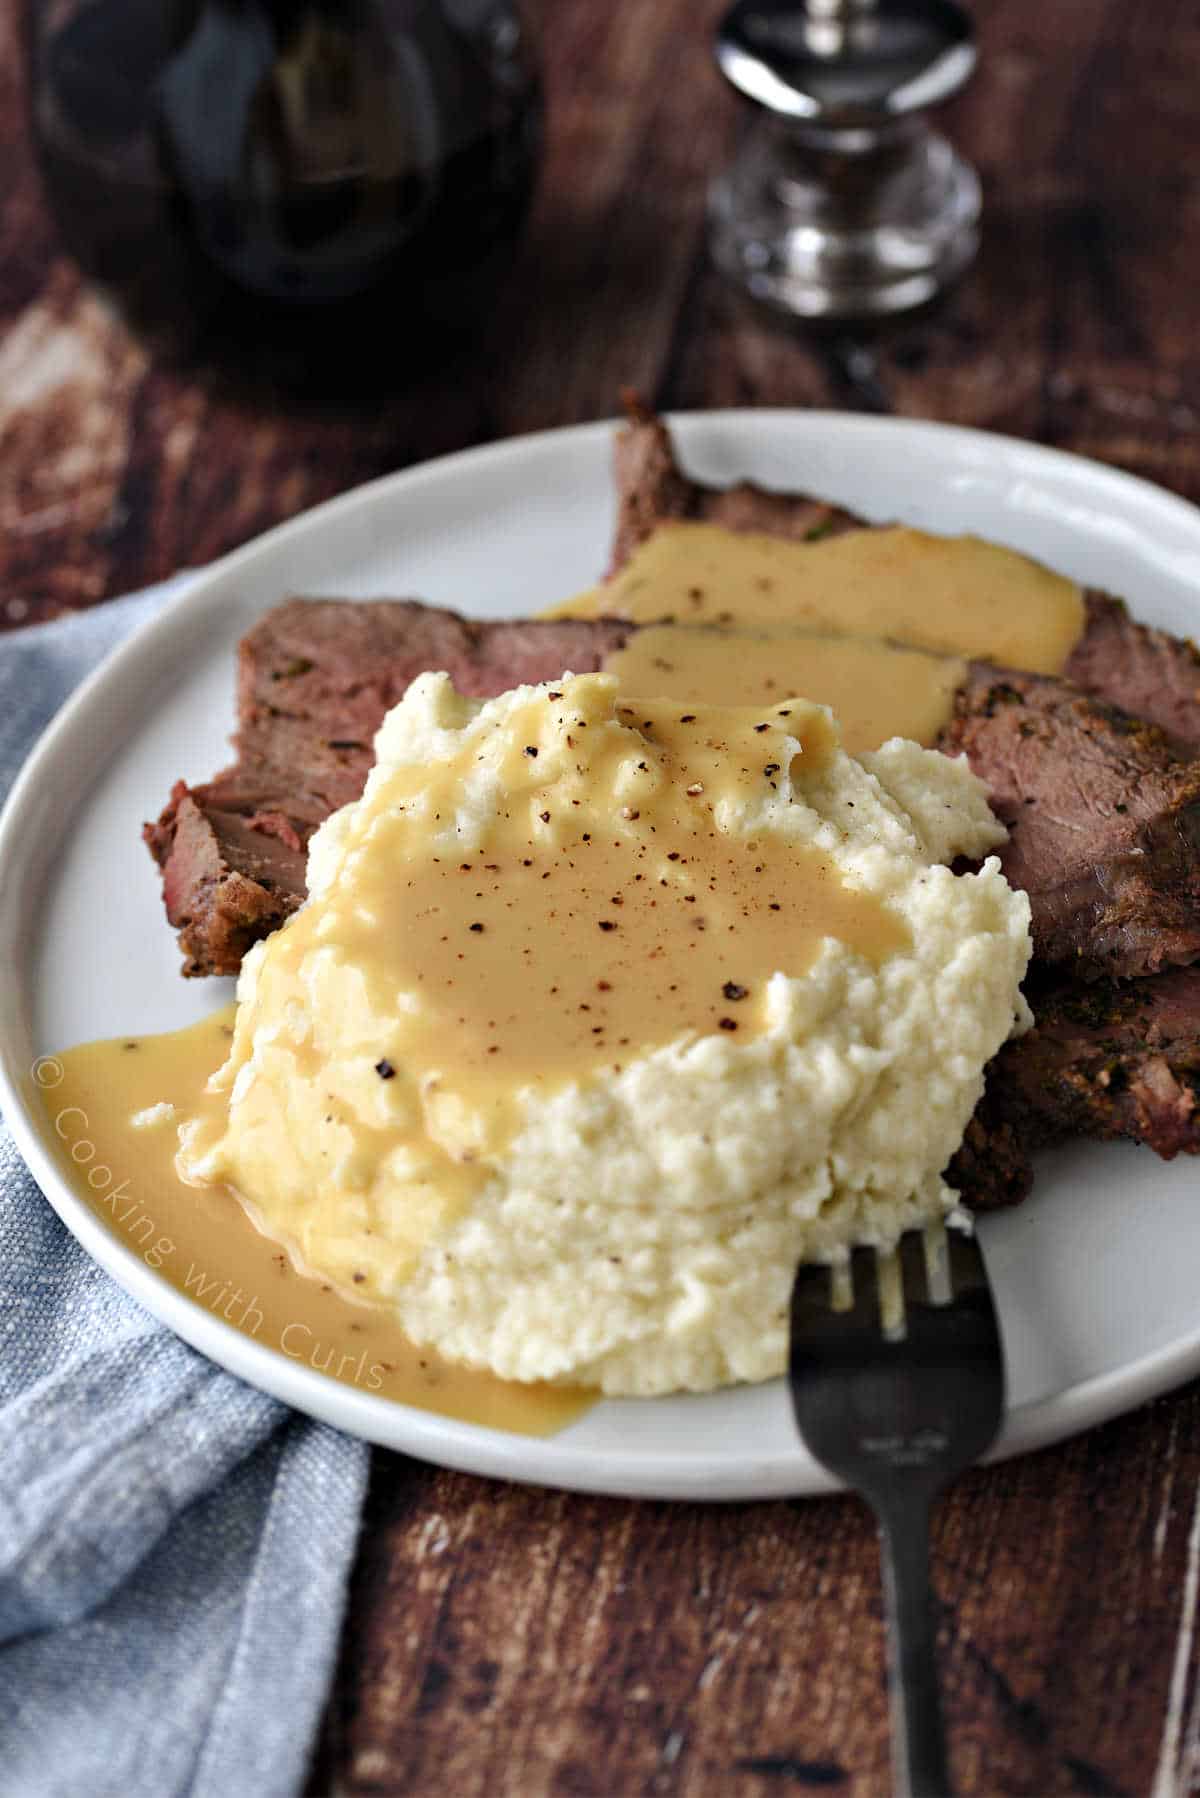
[5,1,1200,1792]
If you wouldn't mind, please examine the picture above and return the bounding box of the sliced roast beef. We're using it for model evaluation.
[1064,594,1200,754]
[149,786,312,978]
[940,666,1200,981]
[611,401,1200,751]
[145,600,633,976]
[944,1099,1037,1211]
[1009,968,1200,1157]
[954,968,1200,1202]
[609,395,861,571]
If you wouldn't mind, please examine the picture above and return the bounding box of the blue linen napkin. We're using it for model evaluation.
[0,581,371,1798]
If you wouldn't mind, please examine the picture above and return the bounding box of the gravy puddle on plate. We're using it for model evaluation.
[36,1008,591,1436]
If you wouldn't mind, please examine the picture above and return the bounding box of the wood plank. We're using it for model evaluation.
[313,1388,1200,1795]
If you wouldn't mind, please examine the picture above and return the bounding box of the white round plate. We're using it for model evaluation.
[4,412,1200,1501]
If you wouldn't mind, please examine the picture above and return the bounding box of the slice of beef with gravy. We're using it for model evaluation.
[611,399,1200,751]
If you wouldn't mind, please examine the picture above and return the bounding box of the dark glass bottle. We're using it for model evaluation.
[29,0,541,386]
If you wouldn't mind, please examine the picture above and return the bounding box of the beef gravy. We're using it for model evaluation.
[554,521,1086,748]
[603,625,967,756]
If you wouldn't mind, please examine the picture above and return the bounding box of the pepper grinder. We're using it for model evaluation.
[709,0,979,318]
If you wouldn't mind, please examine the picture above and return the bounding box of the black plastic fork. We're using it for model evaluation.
[789,1229,1005,1798]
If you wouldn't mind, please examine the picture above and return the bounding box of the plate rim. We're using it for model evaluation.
[4,408,1200,1501]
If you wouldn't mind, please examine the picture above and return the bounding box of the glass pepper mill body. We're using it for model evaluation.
[709,0,980,319]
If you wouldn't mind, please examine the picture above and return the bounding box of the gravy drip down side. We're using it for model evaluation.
[37,1009,590,1434]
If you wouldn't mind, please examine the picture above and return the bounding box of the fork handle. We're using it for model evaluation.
[876,1495,951,1798]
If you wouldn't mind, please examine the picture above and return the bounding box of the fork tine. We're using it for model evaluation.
[897,1231,928,1305]
[850,1243,878,1315]
[790,1259,835,1331]
[790,1250,879,1363]
[877,1245,906,1341]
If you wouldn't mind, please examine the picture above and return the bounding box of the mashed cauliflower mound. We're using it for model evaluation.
[180,672,1031,1397]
